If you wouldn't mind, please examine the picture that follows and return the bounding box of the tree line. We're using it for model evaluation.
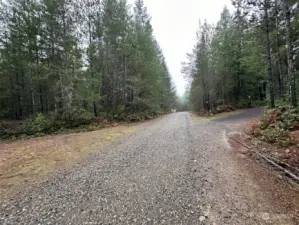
[183,0,299,112]
[0,0,176,121]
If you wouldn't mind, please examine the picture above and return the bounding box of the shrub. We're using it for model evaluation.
[216,104,235,113]
[126,114,142,122]
[255,103,299,146]
[252,99,268,107]
[54,108,93,128]
[237,99,249,109]
[260,110,274,130]
[124,110,158,122]
[260,124,290,146]
[23,113,53,135]
[279,107,299,130]
[0,120,23,138]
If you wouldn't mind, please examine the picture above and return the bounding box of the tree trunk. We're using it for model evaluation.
[264,0,275,108]
[275,0,284,96]
[39,85,44,113]
[93,101,98,117]
[283,0,297,107]
[88,16,98,117]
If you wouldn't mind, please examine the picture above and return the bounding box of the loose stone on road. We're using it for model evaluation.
[1,111,299,224]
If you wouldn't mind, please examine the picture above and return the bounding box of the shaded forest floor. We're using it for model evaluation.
[0,125,136,199]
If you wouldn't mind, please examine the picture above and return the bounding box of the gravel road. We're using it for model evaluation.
[1,111,299,225]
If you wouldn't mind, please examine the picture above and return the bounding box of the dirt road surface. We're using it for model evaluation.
[1,110,299,225]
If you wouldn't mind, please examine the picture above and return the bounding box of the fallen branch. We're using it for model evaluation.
[274,160,299,174]
[255,151,299,183]
[229,136,299,184]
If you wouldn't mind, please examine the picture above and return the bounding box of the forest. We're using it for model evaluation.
[0,0,176,136]
[1,0,299,139]
[183,0,299,112]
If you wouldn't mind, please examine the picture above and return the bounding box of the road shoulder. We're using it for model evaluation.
[0,125,136,199]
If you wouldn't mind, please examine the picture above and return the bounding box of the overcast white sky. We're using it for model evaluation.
[128,0,234,96]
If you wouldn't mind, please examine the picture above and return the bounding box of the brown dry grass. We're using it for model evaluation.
[0,125,136,198]
[190,110,244,122]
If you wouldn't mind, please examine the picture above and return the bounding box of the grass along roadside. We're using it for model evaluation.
[0,125,136,199]
[190,110,244,122]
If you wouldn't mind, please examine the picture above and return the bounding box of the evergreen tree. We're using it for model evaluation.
[0,0,176,124]
[184,0,299,112]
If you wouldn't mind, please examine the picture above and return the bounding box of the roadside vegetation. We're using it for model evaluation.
[182,0,299,168]
[0,0,176,140]
[183,0,298,113]
[246,102,299,169]
[0,109,165,141]
[255,103,299,146]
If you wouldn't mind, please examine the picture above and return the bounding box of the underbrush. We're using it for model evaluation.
[216,104,236,113]
[250,104,299,147]
[198,100,267,116]
[0,108,165,141]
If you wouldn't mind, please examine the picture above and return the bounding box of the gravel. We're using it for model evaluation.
[1,111,299,225]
